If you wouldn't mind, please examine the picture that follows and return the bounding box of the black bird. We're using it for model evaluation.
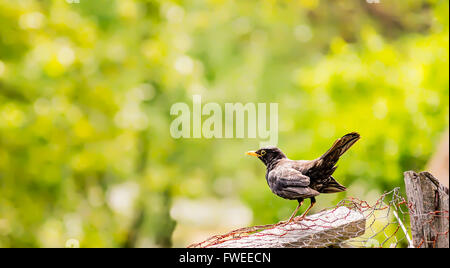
[246,132,360,223]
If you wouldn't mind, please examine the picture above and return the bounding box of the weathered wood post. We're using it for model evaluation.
[404,171,449,248]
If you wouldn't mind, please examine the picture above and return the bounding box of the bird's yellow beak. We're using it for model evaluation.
[246,151,260,157]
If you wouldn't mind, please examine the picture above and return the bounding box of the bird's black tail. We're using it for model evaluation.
[319,132,360,167]
[306,132,359,193]
[320,176,347,193]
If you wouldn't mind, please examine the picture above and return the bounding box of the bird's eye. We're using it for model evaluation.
[260,150,266,156]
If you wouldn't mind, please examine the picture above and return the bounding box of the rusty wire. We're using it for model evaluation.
[187,188,449,248]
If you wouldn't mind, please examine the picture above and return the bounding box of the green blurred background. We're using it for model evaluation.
[0,0,448,247]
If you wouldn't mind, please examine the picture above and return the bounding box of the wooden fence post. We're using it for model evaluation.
[404,171,449,248]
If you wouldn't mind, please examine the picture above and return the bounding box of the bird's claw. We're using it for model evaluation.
[276,219,291,226]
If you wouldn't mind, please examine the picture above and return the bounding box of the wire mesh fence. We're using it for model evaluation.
[187,188,449,248]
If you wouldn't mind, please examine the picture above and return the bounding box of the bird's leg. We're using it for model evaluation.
[278,199,303,225]
[296,197,316,221]
[287,200,303,222]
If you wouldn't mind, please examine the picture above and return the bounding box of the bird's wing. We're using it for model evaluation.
[267,168,319,200]
[277,186,320,199]
[268,168,311,188]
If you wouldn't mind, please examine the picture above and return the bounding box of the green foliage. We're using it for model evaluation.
[0,0,448,247]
